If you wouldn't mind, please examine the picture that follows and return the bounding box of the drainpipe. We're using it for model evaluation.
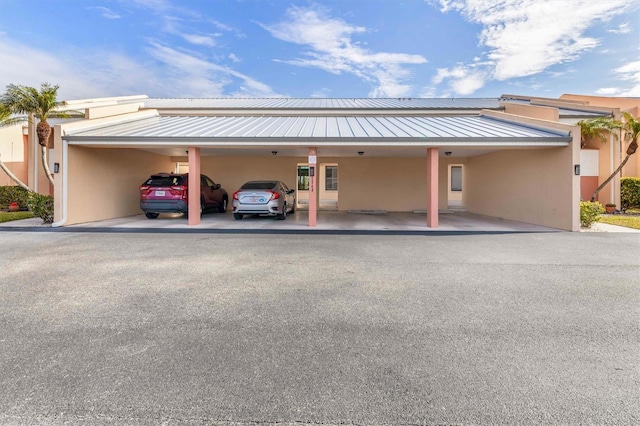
[51,139,68,227]
[30,115,38,193]
[609,131,615,204]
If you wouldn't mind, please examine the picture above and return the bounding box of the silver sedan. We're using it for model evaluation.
[232,180,296,220]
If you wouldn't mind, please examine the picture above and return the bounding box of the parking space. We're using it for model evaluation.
[59,210,560,233]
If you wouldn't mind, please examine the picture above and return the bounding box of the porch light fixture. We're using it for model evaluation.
[358,151,364,156]
[445,151,452,156]
[53,163,59,173]
[272,151,278,156]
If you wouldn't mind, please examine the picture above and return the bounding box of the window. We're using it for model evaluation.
[451,166,462,192]
[241,181,277,190]
[325,166,338,191]
[297,166,309,190]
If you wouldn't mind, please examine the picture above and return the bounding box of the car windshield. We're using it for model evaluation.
[145,175,184,186]
[241,181,277,190]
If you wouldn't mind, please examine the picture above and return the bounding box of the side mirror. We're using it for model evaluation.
[214,183,221,189]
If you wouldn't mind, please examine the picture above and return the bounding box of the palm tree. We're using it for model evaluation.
[0,103,30,191]
[1,83,70,187]
[578,112,640,202]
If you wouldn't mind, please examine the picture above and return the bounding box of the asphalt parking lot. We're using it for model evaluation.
[0,230,638,425]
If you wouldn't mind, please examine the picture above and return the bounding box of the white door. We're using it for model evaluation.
[448,164,464,209]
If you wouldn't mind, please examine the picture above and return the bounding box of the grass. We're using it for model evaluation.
[597,212,640,230]
[0,211,34,223]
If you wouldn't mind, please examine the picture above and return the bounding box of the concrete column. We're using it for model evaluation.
[308,147,318,227]
[188,147,201,226]
[427,148,439,228]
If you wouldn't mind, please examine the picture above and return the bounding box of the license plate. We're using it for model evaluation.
[245,196,264,203]
[155,190,165,196]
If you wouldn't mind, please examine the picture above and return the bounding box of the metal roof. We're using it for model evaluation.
[143,97,502,110]
[65,115,570,146]
[501,99,609,118]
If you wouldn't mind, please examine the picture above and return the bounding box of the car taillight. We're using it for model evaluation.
[170,185,187,196]
[269,190,280,200]
[140,185,150,191]
[232,191,240,200]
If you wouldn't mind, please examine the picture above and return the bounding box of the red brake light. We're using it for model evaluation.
[232,191,240,200]
[269,190,280,200]
[140,185,150,191]
[170,185,187,196]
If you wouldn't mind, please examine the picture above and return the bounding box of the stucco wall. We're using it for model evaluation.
[65,147,173,225]
[0,124,28,186]
[503,103,560,121]
[465,147,578,230]
[172,155,457,212]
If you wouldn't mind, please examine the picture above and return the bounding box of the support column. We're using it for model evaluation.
[188,147,201,226]
[426,148,439,228]
[308,147,318,227]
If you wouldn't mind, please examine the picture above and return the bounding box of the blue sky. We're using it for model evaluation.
[0,0,638,100]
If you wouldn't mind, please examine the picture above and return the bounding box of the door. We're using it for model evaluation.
[448,164,464,209]
[319,164,338,210]
[297,164,310,209]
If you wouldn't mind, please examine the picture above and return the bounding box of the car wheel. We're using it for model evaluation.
[145,212,159,219]
[200,198,204,216]
[233,213,243,220]
[290,202,295,214]
[277,204,287,220]
[219,197,228,213]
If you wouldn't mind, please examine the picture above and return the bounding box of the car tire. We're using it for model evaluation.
[290,202,295,214]
[200,198,204,216]
[219,197,228,213]
[233,213,243,220]
[277,205,287,220]
[145,212,159,219]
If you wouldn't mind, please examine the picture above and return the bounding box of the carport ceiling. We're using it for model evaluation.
[64,114,571,158]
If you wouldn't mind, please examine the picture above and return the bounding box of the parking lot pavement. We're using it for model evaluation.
[0,231,638,425]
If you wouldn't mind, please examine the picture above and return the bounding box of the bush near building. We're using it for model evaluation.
[580,201,605,228]
[0,185,30,210]
[621,177,640,211]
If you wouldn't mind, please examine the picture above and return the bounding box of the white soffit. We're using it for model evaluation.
[64,115,571,146]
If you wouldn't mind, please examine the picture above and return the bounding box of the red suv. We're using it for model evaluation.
[139,173,228,219]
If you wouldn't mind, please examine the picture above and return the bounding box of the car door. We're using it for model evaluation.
[281,182,295,210]
[202,175,223,206]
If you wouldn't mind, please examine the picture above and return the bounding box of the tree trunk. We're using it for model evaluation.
[40,144,55,187]
[589,139,638,202]
[0,155,32,191]
[590,153,632,202]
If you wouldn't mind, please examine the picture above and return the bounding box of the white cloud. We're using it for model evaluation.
[613,60,640,97]
[181,33,216,47]
[431,0,635,95]
[595,87,621,95]
[0,33,279,99]
[228,53,240,63]
[433,65,486,95]
[609,22,632,34]
[89,7,122,20]
[261,5,427,98]
[146,42,280,97]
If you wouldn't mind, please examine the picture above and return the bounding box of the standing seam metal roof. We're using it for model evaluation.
[65,115,571,143]
[143,97,503,110]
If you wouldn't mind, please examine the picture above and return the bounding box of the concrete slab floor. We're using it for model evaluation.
[3,211,637,233]
[65,210,560,233]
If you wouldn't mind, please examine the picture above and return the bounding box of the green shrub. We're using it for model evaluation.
[621,177,640,211]
[0,185,30,210]
[580,201,605,228]
[27,192,54,224]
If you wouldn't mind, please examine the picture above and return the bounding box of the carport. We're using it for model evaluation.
[54,106,579,231]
